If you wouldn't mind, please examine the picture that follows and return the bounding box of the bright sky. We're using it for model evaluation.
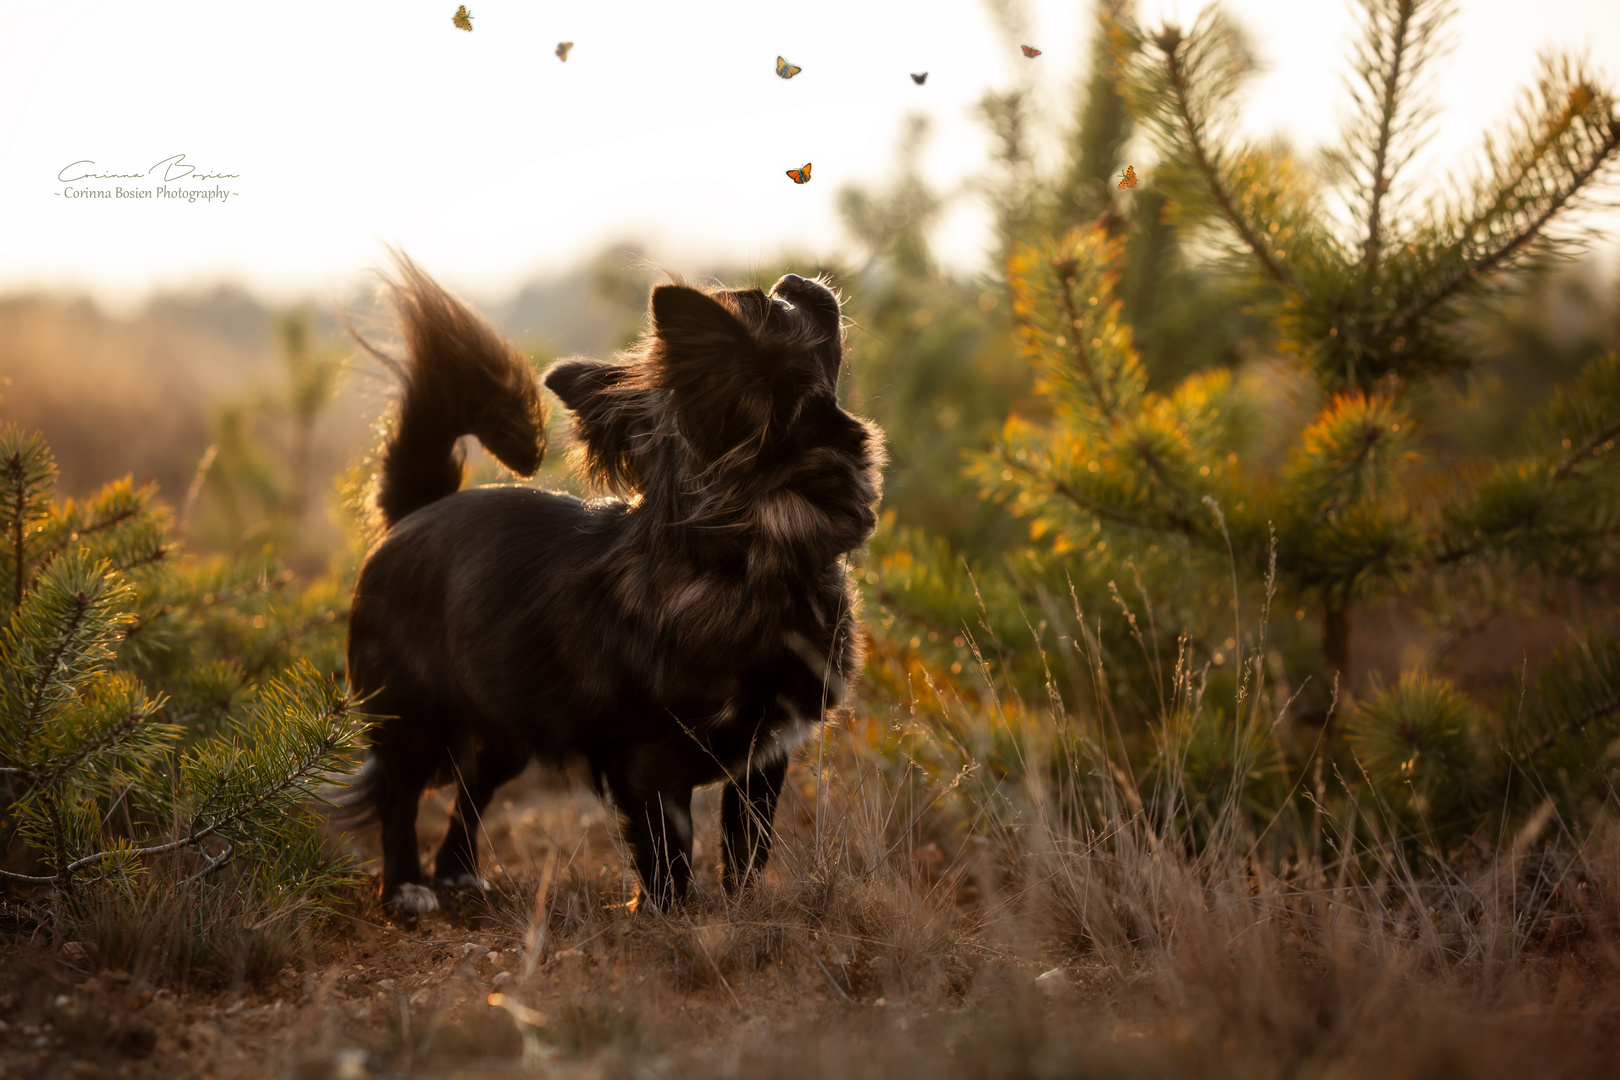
[0,0,1616,306]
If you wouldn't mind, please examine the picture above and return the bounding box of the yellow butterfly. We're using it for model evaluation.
[786,163,812,184]
[776,56,803,79]
[452,5,472,31]
[555,42,573,62]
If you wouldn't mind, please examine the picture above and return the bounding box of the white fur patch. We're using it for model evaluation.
[390,882,440,913]
[436,871,489,892]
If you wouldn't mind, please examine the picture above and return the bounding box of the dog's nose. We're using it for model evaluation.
[771,273,809,297]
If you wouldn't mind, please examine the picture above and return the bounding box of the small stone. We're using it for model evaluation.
[375,979,395,991]
[1036,967,1068,994]
[332,1048,369,1080]
[491,971,513,987]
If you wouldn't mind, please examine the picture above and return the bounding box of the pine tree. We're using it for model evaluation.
[0,423,364,920]
[863,0,1620,845]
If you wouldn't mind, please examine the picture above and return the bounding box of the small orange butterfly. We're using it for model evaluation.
[555,41,573,61]
[1021,45,1041,57]
[776,56,803,79]
[452,5,472,31]
[786,163,812,184]
[1118,165,1139,189]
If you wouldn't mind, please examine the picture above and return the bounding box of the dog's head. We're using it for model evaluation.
[544,274,848,491]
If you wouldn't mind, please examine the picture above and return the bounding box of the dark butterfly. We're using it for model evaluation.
[776,56,803,79]
[555,41,573,61]
[1021,45,1041,57]
[452,5,472,31]
[786,163,812,184]
[1118,165,1139,189]
[911,72,927,84]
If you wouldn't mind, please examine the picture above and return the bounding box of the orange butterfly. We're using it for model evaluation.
[1021,45,1041,57]
[452,5,472,31]
[555,41,573,61]
[1118,165,1139,189]
[786,163,812,184]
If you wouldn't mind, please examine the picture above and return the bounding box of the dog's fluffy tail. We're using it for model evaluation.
[326,756,381,828]
[360,251,547,529]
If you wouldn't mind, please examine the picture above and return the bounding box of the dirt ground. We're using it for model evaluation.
[6,762,1620,1080]
[0,769,1009,1079]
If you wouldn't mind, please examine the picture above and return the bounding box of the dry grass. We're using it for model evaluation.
[6,694,1617,1079]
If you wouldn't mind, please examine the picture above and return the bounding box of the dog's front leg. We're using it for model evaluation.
[433,730,526,891]
[615,775,695,912]
[720,756,788,894]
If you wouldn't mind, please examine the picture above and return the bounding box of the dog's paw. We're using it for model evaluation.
[387,882,441,914]
[434,871,489,893]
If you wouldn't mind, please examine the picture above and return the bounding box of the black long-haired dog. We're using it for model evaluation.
[342,255,883,913]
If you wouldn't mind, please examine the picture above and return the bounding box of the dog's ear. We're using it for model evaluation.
[649,285,771,456]
[544,358,625,414]
[542,358,648,491]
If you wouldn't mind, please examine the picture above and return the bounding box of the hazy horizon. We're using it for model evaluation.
[2,0,1617,310]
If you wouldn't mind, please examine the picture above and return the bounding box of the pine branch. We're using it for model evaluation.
[1514,691,1620,768]
[1360,0,1417,277]
[8,454,26,609]
[1158,29,1299,293]
[1009,455,1203,542]
[1546,414,1620,483]
[1387,93,1620,336]
[1054,258,1120,425]
[19,589,91,752]
[1511,631,1620,775]
[9,720,351,884]
[110,545,169,575]
[21,705,157,792]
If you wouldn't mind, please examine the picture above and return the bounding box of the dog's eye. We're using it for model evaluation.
[771,297,795,312]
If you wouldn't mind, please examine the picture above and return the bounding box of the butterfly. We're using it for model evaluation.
[911,72,928,85]
[452,5,472,31]
[776,56,803,79]
[786,163,812,184]
[1117,165,1139,189]
[555,42,574,61]
[1021,45,1041,57]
